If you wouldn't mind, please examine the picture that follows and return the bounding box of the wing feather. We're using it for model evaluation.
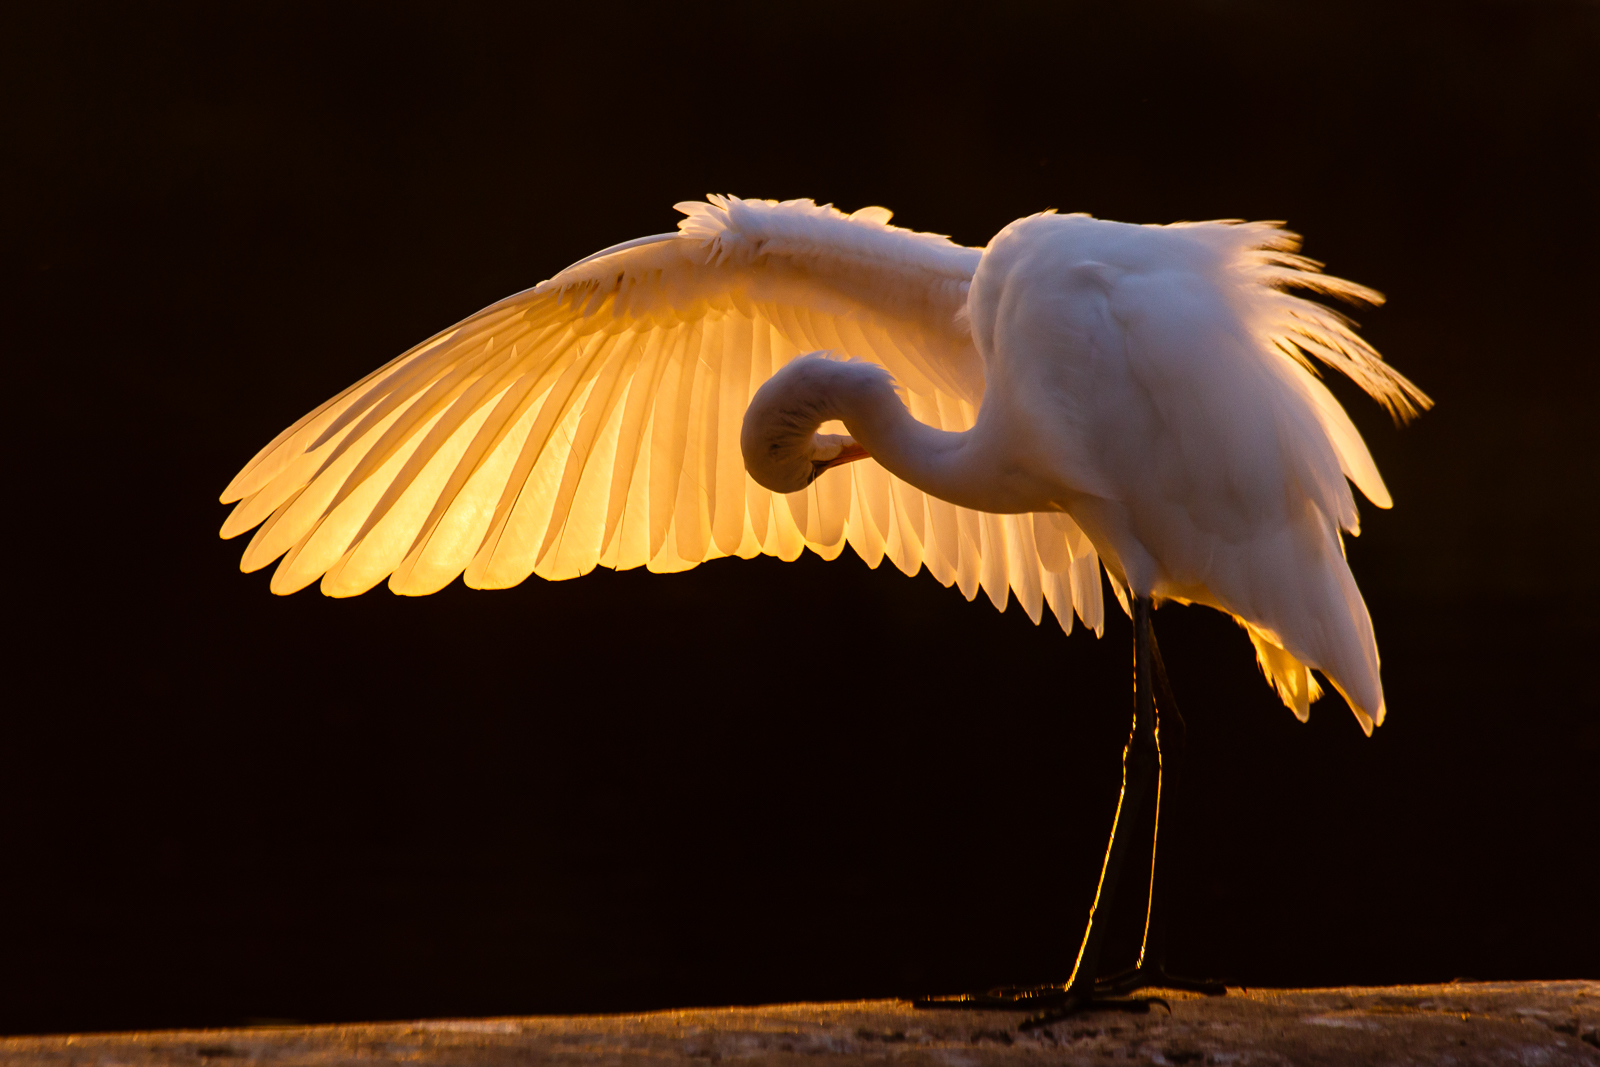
[892,467,926,548]
[320,331,541,560]
[811,458,852,552]
[389,368,555,594]
[647,321,697,559]
[467,332,613,588]
[221,196,1104,634]
[925,494,962,587]
[742,321,776,549]
[713,315,754,555]
[954,507,983,602]
[671,326,716,563]
[601,325,671,554]
[855,458,893,557]
[534,328,645,577]
[765,487,804,563]
[1005,514,1045,625]
[883,481,923,579]
[978,512,1011,614]
[325,387,506,596]
[845,476,884,571]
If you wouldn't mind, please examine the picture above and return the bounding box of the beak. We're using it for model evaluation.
[810,442,872,483]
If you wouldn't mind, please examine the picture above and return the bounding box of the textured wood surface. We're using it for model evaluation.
[4,982,1596,1065]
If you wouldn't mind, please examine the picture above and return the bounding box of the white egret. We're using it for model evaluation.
[220,195,1428,1020]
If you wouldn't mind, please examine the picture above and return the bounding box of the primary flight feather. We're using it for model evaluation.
[221,194,1428,732]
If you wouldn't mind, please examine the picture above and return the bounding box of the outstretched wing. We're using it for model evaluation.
[220,195,1105,634]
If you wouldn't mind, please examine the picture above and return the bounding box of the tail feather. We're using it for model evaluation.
[1241,620,1382,736]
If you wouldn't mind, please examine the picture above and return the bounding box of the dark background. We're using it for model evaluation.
[5,0,1597,1038]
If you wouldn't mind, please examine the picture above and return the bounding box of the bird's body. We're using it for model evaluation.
[968,212,1401,728]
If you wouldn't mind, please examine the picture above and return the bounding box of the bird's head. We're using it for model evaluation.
[741,353,880,493]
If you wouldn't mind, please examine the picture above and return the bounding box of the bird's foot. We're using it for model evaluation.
[1095,964,1227,997]
[913,984,1165,1030]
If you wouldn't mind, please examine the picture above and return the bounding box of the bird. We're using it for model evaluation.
[219,194,1429,1021]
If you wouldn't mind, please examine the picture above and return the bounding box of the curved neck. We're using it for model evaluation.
[836,380,1005,512]
[745,356,1031,513]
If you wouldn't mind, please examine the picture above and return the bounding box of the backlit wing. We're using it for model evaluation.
[220,196,1105,634]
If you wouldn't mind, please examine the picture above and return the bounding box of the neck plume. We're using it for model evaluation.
[741,353,1008,511]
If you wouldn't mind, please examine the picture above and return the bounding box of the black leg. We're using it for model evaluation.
[1094,628,1227,998]
[914,596,1166,1025]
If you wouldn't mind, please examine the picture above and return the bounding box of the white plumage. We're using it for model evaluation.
[221,195,1427,732]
